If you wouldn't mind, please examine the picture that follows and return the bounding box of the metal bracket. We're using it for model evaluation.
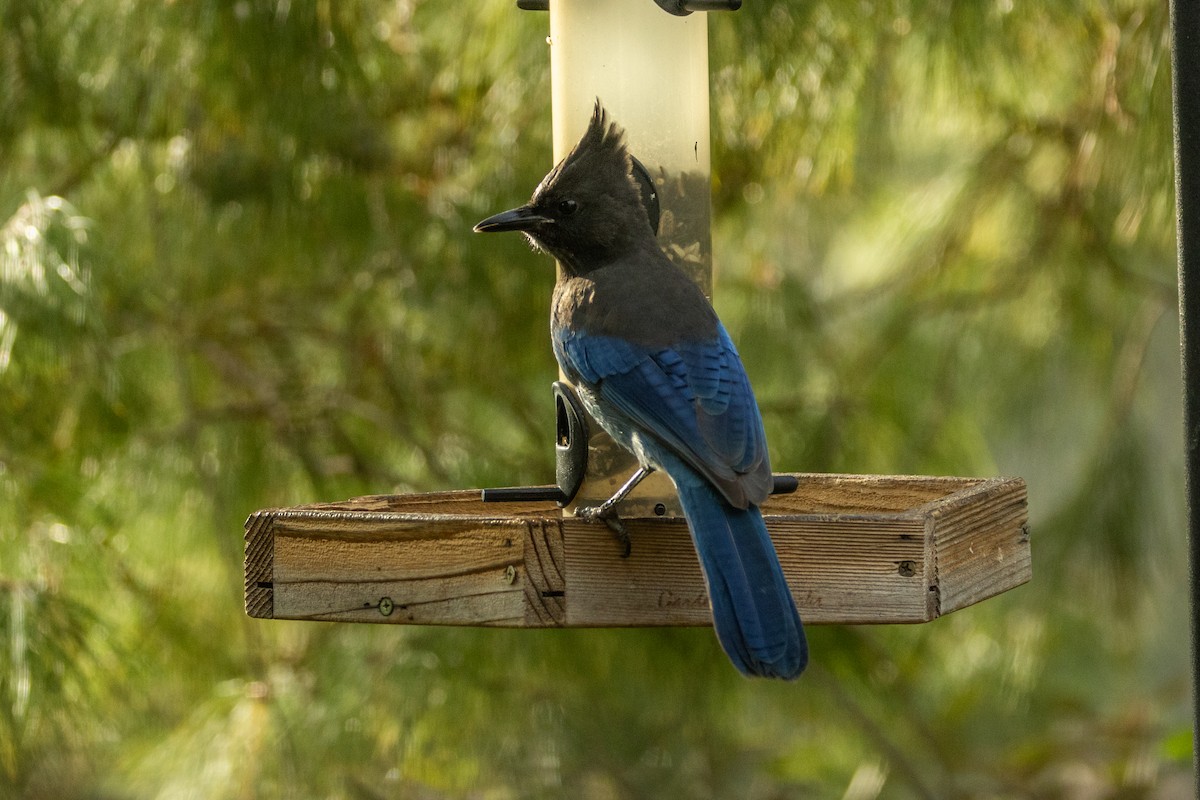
[481,381,589,506]
[652,0,742,15]
[516,1,741,14]
[553,381,588,505]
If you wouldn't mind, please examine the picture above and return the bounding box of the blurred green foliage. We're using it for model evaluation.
[0,0,1190,797]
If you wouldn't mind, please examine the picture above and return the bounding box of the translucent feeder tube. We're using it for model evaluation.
[549,0,712,295]
[549,0,712,517]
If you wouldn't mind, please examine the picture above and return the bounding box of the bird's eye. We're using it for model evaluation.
[557,198,578,217]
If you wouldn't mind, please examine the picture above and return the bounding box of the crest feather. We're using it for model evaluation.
[534,99,632,200]
[579,99,629,162]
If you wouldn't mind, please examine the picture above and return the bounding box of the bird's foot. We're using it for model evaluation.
[573,466,655,558]
[576,504,632,558]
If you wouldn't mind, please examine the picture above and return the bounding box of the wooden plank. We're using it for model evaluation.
[523,519,566,626]
[560,514,929,626]
[921,477,1031,615]
[263,511,527,626]
[243,474,1030,628]
[244,511,274,619]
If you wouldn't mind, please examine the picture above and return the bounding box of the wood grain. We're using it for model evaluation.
[244,473,1030,628]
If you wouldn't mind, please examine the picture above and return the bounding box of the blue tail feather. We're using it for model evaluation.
[674,477,808,679]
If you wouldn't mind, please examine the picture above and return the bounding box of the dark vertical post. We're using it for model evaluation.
[1170,0,1200,783]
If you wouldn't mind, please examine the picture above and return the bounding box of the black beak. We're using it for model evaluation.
[473,205,548,233]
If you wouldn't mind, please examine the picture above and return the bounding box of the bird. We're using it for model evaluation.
[474,101,807,680]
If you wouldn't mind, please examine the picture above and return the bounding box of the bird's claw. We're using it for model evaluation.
[576,505,632,558]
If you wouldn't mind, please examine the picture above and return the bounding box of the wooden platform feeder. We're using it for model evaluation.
[244,474,1029,628]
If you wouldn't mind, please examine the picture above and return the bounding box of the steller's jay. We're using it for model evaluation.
[474,102,807,679]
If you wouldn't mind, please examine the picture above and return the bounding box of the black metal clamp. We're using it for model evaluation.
[481,382,589,506]
[516,1,741,15]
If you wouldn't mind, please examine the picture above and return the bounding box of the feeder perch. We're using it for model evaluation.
[243,0,1031,632]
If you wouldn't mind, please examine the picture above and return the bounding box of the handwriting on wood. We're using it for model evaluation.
[244,474,1029,627]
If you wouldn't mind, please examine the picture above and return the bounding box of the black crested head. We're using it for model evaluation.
[473,101,657,275]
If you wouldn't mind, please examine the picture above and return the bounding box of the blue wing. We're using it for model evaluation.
[554,325,771,508]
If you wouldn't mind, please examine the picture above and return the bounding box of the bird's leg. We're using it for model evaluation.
[592,465,654,516]
[575,466,654,558]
